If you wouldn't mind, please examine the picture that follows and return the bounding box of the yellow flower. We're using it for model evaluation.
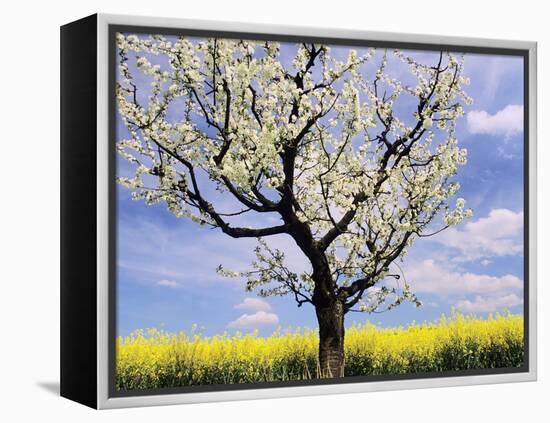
[116,313,523,390]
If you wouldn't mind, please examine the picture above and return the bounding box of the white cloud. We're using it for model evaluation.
[431,208,523,261]
[463,55,523,107]
[118,215,310,290]
[455,293,522,313]
[467,104,523,137]
[405,259,522,296]
[227,311,279,329]
[497,146,516,160]
[117,216,258,288]
[234,297,272,312]
[156,279,180,288]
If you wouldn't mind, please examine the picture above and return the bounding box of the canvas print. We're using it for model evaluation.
[113,31,526,393]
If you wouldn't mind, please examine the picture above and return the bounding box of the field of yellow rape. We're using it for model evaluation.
[116,313,524,391]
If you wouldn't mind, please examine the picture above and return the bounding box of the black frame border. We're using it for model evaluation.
[107,24,530,399]
[60,14,98,409]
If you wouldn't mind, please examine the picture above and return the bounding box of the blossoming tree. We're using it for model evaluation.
[116,34,473,378]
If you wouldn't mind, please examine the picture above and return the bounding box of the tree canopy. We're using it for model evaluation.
[116,34,473,315]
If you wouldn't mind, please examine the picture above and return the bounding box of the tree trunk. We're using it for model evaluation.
[316,301,345,378]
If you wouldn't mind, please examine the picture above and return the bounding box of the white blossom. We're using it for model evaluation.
[115,34,473,313]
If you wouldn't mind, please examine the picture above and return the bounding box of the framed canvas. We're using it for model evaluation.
[60,13,537,409]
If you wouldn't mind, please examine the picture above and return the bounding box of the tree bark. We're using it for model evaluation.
[316,300,345,378]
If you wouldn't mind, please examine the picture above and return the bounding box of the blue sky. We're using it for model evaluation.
[116,37,525,337]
